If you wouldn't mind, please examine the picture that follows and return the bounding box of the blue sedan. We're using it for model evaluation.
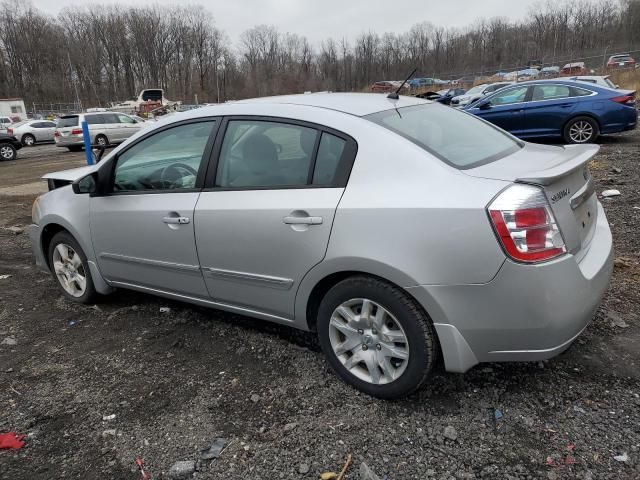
[464,80,637,143]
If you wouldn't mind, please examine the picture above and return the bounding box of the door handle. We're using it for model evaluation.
[283,216,323,225]
[163,216,190,224]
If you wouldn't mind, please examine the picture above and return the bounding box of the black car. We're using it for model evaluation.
[415,88,466,105]
[0,132,22,161]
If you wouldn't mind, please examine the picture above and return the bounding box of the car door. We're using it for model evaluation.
[521,84,577,136]
[116,114,140,140]
[91,119,218,296]
[101,113,122,142]
[42,121,57,141]
[194,117,357,319]
[469,85,530,135]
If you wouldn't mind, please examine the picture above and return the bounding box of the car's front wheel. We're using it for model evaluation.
[317,276,436,399]
[48,231,98,304]
[564,116,599,144]
[0,143,17,161]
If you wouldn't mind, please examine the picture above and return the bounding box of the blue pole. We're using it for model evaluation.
[81,120,93,165]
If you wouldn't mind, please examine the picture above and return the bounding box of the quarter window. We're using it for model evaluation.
[113,121,215,192]
[85,114,104,125]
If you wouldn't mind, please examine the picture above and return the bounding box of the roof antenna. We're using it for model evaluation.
[387,68,417,100]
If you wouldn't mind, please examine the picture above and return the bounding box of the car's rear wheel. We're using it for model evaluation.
[0,143,17,161]
[67,146,83,152]
[48,231,98,304]
[564,116,599,144]
[317,276,436,399]
[22,134,36,146]
[95,134,108,147]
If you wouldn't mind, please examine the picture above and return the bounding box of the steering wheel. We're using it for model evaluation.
[159,163,198,189]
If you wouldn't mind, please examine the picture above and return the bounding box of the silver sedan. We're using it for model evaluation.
[8,120,57,146]
[29,93,613,398]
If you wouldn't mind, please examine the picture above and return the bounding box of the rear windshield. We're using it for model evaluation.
[365,104,522,169]
[57,116,79,128]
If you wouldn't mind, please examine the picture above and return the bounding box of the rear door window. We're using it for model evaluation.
[365,104,521,169]
[531,85,571,101]
[312,133,347,186]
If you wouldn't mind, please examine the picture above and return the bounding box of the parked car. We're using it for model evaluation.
[451,82,513,107]
[540,66,560,78]
[7,120,57,146]
[408,77,434,88]
[418,88,466,105]
[54,112,144,151]
[0,132,22,161]
[29,92,614,399]
[465,80,637,143]
[0,116,13,133]
[560,62,588,76]
[607,53,636,70]
[371,81,391,93]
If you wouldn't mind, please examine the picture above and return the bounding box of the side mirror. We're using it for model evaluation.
[72,173,98,195]
[478,100,492,110]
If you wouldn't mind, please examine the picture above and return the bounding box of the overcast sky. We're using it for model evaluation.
[29,0,540,45]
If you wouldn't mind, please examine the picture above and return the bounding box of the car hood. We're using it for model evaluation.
[462,141,599,184]
[42,165,98,182]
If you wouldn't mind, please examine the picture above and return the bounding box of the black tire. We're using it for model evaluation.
[0,142,17,161]
[22,134,36,146]
[95,134,109,147]
[48,231,98,304]
[317,276,436,399]
[563,116,599,144]
[67,145,83,152]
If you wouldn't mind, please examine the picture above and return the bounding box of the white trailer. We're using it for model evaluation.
[0,98,27,122]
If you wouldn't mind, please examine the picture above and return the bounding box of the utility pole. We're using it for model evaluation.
[67,52,82,112]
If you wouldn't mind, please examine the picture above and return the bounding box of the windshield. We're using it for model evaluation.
[365,104,522,169]
[465,85,486,95]
[57,116,79,128]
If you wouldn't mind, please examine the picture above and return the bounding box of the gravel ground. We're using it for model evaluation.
[0,135,639,480]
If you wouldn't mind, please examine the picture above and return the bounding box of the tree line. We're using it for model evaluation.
[0,0,639,109]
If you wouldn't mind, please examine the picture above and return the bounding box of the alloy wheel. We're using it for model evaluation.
[24,136,35,146]
[52,243,87,297]
[96,136,107,146]
[328,298,409,385]
[0,146,14,160]
[569,121,594,143]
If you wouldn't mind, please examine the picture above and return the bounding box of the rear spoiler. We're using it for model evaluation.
[516,144,599,186]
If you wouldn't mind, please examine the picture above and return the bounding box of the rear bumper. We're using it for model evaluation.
[408,202,614,373]
[54,135,84,147]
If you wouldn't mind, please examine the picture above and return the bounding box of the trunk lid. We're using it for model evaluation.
[465,142,599,257]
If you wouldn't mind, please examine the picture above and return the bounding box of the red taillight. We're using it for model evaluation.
[488,185,566,263]
[611,94,636,106]
[70,128,83,135]
[54,131,60,137]
[7,128,12,135]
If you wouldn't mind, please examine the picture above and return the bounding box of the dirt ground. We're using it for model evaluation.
[0,134,639,480]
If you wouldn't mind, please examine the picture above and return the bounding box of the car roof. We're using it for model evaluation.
[234,92,429,117]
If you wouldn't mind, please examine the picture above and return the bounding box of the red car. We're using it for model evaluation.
[560,62,588,76]
[607,54,636,70]
[370,81,395,93]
